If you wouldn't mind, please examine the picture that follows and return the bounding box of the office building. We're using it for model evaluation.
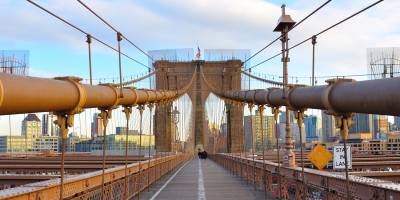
[42,114,59,136]
[115,127,139,135]
[0,136,27,152]
[244,111,275,152]
[305,115,319,143]
[32,136,58,152]
[373,115,389,139]
[349,113,373,134]
[22,114,41,138]
[91,113,104,138]
[279,111,295,124]
[321,112,337,142]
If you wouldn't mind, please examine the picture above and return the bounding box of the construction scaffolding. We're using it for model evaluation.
[0,50,29,76]
[367,47,400,79]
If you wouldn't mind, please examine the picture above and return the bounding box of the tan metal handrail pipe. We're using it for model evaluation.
[204,74,400,116]
[0,68,195,115]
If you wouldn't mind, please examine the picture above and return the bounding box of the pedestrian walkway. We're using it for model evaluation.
[141,158,268,200]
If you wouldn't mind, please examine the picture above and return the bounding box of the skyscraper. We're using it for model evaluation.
[304,115,319,142]
[91,113,103,138]
[321,112,337,142]
[279,111,295,124]
[373,115,389,139]
[349,113,373,134]
[244,110,275,152]
[22,114,41,138]
[395,116,400,130]
[42,114,59,136]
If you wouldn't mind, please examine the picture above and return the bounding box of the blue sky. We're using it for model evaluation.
[1,0,398,81]
[0,0,399,135]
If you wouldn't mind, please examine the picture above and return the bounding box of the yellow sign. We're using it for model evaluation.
[307,144,333,170]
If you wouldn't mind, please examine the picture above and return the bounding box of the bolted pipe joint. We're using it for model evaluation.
[99,83,120,109]
[54,76,87,114]
[322,78,355,116]
[285,84,306,111]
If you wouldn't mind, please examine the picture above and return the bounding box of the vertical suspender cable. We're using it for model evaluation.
[100,110,110,200]
[248,105,256,190]
[8,115,12,156]
[123,106,132,199]
[311,36,317,86]
[148,104,153,191]
[59,117,66,200]
[117,32,124,98]
[295,110,306,198]
[137,105,145,200]
[258,106,266,198]
[86,34,93,85]
[273,108,282,199]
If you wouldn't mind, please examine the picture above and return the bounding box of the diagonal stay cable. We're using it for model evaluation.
[76,0,154,62]
[26,0,150,69]
[247,0,384,71]
[243,0,332,68]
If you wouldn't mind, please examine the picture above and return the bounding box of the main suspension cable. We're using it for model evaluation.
[243,0,332,68]
[247,0,384,71]
[76,0,155,62]
[26,0,150,70]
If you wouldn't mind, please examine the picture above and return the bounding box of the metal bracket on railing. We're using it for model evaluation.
[122,106,132,123]
[335,113,353,140]
[99,109,112,130]
[294,109,306,129]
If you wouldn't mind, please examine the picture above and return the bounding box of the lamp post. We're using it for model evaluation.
[171,106,180,152]
[273,4,296,167]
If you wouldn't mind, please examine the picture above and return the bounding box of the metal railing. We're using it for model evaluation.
[0,153,190,200]
[211,153,400,200]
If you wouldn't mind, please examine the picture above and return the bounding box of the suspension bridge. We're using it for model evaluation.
[0,0,399,199]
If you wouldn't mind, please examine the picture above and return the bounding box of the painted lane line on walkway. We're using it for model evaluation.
[198,159,207,200]
[149,160,191,200]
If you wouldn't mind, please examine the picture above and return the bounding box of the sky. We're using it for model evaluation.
[0,0,399,136]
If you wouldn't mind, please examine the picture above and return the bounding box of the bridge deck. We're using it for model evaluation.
[142,158,268,200]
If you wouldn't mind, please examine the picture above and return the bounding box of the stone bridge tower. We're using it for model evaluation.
[153,60,243,153]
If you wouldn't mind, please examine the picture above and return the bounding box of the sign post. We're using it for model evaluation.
[333,144,352,170]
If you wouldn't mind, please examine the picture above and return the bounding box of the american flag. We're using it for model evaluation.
[196,46,201,60]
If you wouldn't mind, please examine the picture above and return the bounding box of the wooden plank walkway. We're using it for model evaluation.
[141,158,270,200]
